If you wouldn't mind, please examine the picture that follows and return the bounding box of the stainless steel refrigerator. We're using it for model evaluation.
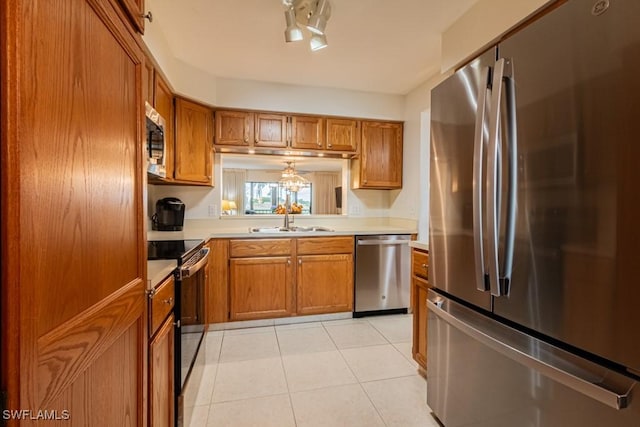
[428,1,640,425]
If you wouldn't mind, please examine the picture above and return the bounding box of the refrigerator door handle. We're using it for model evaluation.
[427,291,636,411]
[486,58,517,297]
[473,66,491,292]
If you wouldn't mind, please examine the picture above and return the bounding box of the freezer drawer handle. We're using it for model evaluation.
[427,297,634,410]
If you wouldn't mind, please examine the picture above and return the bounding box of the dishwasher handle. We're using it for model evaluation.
[356,239,410,246]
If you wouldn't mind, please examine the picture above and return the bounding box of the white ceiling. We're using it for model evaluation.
[147,0,478,95]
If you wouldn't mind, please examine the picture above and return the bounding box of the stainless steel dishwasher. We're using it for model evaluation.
[354,234,411,317]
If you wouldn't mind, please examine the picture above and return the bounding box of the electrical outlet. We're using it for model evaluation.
[208,204,217,217]
[350,203,361,215]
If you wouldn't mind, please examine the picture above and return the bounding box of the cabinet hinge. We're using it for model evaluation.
[147,288,156,299]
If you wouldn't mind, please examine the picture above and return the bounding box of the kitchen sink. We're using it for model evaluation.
[248,226,334,233]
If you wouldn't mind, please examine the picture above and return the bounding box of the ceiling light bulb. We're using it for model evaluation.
[310,33,328,51]
[306,0,331,35]
[284,7,303,42]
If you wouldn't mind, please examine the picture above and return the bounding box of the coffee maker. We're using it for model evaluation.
[152,197,185,231]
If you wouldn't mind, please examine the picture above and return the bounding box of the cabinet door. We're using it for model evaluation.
[215,110,253,146]
[3,0,146,423]
[230,257,294,320]
[255,113,288,148]
[154,73,175,180]
[412,276,429,370]
[149,314,175,427]
[326,118,359,152]
[297,254,354,315]
[291,115,324,150]
[175,98,214,185]
[360,121,403,188]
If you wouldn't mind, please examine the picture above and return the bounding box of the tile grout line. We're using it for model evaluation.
[274,326,300,427]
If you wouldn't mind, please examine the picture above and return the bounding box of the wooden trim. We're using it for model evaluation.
[207,239,229,323]
[1,0,23,417]
[36,278,145,408]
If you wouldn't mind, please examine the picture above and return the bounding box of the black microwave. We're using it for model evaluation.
[145,102,166,179]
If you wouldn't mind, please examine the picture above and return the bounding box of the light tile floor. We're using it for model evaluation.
[188,314,440,427]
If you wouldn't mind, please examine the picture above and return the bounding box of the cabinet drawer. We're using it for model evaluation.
[230,239,292,257]
[297,236,354,255]
[150,275,175,336]
[412,249,429,280]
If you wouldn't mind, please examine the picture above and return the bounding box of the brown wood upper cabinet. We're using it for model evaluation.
[142,58,154,106]
[215,110,254,146]
[352,121,403,189]
[174,98,214,185]
[290,115,325,150]
[213,110,362,156]
[154,73,175,181]
[254,113,289,148]
[326,118,359,152]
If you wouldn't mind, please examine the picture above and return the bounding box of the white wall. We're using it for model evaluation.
[395,73,450,241]
[215,78,404,120]
[441,0,553,72]
[144,0,556,225]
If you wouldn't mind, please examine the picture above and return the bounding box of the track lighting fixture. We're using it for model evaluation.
[282,0,332,50]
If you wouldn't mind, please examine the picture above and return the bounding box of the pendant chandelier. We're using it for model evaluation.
[279,161,309,193]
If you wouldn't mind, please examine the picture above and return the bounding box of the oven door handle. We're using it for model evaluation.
[180,247,210,278]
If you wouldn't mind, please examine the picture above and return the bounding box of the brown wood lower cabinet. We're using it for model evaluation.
[221,236,355,322]
[297,254,353,315]
[148,274,176,427]
[411,248,429,370]
[149,313,175,427]
[230,256,294,320]
[412,276,429,370]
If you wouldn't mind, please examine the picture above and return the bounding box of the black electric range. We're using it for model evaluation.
[147,238,209,427]
[147,239,204,264]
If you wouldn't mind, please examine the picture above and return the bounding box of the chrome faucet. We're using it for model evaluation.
[283,191,294,229]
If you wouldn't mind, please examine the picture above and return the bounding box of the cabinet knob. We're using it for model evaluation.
[244,136,249,143]
[327,143,332,148]
[141,11,153,22]
[163,297,173,305]
[421,263,427,269]
[287,259,291,266]
[298,259,302,265]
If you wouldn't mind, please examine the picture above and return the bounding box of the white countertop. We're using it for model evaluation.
[148,217,418,241]
[147,259,177,290]
[409,240,429,251]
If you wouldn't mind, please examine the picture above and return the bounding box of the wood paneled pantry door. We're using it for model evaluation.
[1,0,147,425]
